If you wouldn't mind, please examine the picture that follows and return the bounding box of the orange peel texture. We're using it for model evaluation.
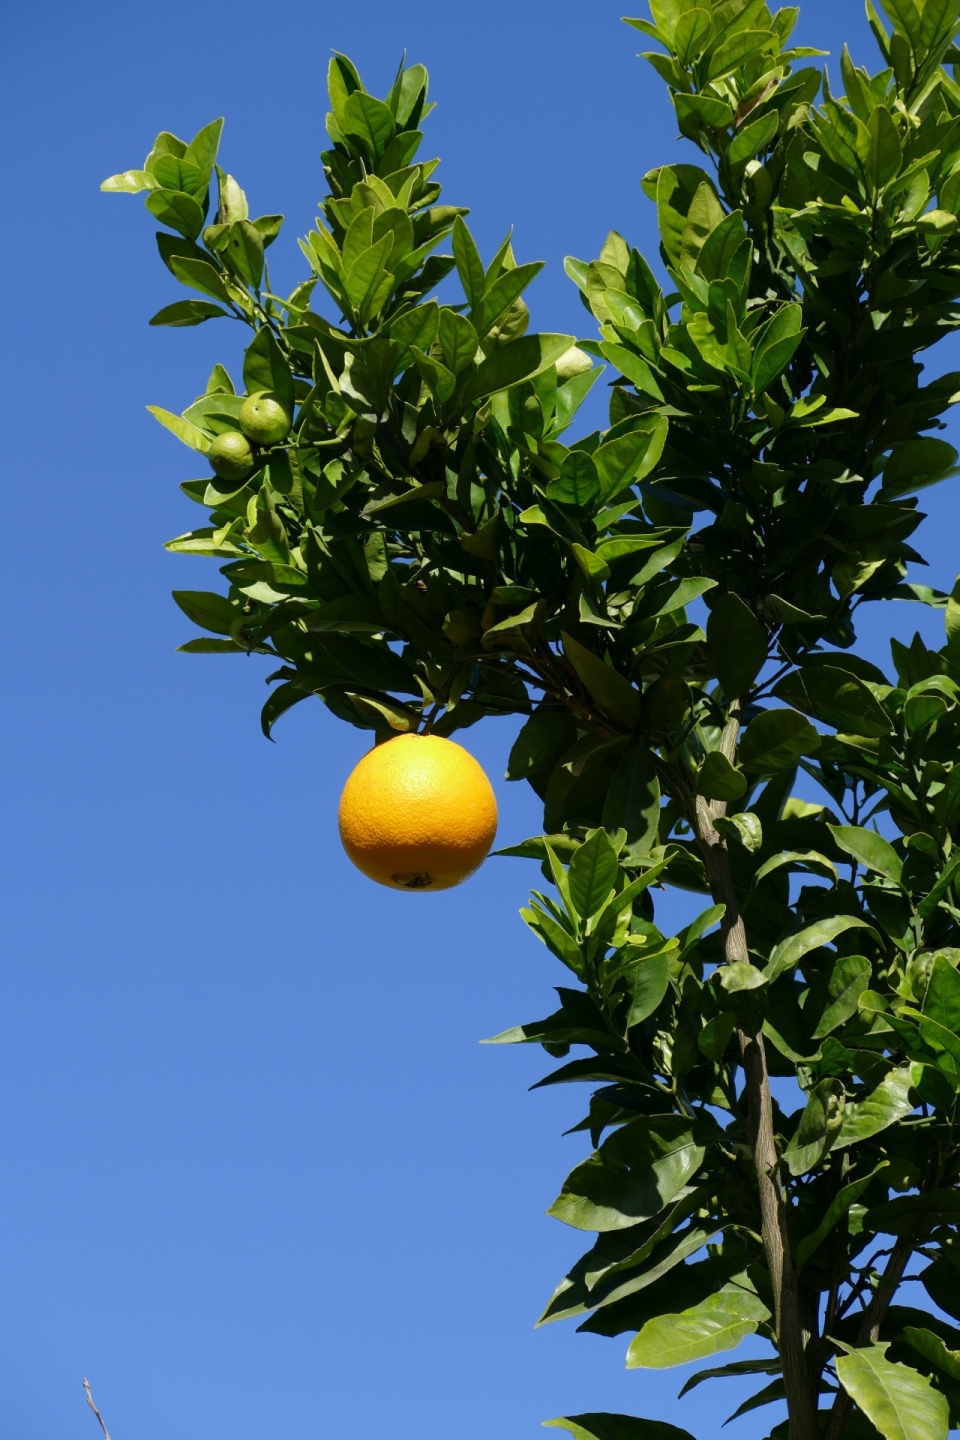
[337,733,498,891]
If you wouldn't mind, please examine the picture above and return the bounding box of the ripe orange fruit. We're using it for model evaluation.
[338,732,498,891]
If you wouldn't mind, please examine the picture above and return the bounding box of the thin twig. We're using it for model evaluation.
[83,1379,113,1440]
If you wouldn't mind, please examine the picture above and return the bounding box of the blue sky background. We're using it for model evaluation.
[3,2,960,1438]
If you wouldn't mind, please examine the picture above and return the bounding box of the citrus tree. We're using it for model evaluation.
[103,4,960,1438]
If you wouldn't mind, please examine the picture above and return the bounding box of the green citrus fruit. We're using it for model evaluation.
[239,391,292,446]
[208,430,255,482]
[555,345,593,381]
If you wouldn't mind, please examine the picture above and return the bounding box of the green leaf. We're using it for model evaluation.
[697,751,747,802]
[754,851,838,884]
[522,904,585,976]
[561,631,640,729]
[714,812,762,851]
[569,830,620,920]
[145,188,204,239]
[364,482,445,515]
[728,111,779,171]
[149,300,227,327]
[346,235,394,320]
[347,692,418,731]
[695,208,747,282]
[809,954,872,1038]
[738,709,820,773]
[796,1165,888,1268]
[706,593,767,699]
[678,1358,782,1399]
[547,451,601,508]
[883,439,959,499]
[655,165,717,270]
[439,309,479,374]
[627,1283,770,1368]
[548,1116,708,1231]
[101,168,158,193]
[922,955,960,1037]
[151,154,204,196]
[624,950,672,1029]
[602,741,661,858]
[775,665,894,738]
[178,637,244,653]
[593,418,668,500]
[544,1416,697,1440]
[828,826,902,883]
[783,1078,845,1176]
[183,117,223,185]
[507,707,579,798]
[305,594,385,635]
[146,405,211,453]
[673,7,712,64]
[751,304,804,395]
[343,91,396,157]
[453,215,485,308]
[862,105,903,194]
[221,219,264,288]
[243,327,295,408]
[169,255,229,302]
[474,262,543,339]
[866,1191,960,1237]
[599,344,664,401]
[466,333,576,402]
[766,916,877,983]
[834,1067,915,1149]
[834,1344,948,1440]
[903,1328,960,1383]
[171,590,236,635]
[706,29,773,81]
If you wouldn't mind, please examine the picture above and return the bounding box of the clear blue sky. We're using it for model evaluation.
[2,3,958,1439]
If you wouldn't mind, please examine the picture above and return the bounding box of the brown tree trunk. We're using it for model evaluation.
[692,704,820,1440]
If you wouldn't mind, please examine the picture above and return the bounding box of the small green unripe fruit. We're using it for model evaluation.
[239,391,292,446]
[208,430,255,482]
[555,345,593,381]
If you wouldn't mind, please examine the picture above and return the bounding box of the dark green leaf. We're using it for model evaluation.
[706,593,767,699]
[602,740,661,858]
[796,1165,887,1268]
[171,590,236,635]
[548,1116,708,1231]
[544,1416,696,1440]
[739,710,820,772]
[774,667,893,738]
[562,631,640,729]
[507,706,579,799]
[149,300,227,327]
[697,751,747,802]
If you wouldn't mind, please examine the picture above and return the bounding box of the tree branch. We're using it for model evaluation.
[692,699,819,1440]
